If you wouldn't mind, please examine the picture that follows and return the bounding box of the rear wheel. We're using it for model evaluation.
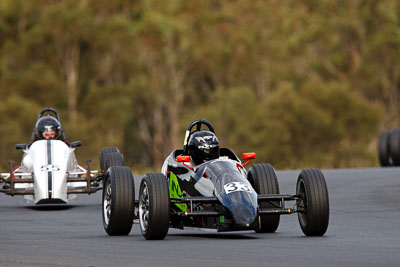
[247,163,280,233]
[378,131,391,167]
[102,166,135,236]
[390,128,400,166]
[296,169,329,236]
[99,147,120,173]
[139,173,170,240]
[105,152,124,171]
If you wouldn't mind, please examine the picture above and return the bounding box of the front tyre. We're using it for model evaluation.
[102,166,135,236]
[296,169,329,236]
[139,173,170,240]
[390,128,400,166]
[248,163,280,233]
[378,131,391,167]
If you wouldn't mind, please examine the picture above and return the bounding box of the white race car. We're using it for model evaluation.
[0,108,109,204]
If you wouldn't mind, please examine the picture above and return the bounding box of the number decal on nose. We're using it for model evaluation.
[224,182,251,194]
[41,165,60,171]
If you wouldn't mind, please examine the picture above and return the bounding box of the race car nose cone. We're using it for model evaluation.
[216,172,259,228]
[229,202,258,227]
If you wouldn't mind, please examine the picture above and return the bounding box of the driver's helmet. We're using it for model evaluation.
[187,130,220,165]
[35,116,61,140]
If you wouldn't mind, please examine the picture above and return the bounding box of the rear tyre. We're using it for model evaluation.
[247,163,280,233]
[99,147,120,173]
[378,131,391,167]
[296,169,329,236]
[102,166,135,236]
[390,128,400,166]
[139,173,170,240]
[105,152,124,171]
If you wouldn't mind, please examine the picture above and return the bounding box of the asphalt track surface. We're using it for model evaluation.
[0,167,399,267]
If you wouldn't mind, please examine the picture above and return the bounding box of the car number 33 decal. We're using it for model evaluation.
[224,182,251,194]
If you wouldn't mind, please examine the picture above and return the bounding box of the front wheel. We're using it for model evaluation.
[296,169,329,236]
[139,173,170,240]
[102,166,135,236]
[390,128,400,166]
[378,131,391,167]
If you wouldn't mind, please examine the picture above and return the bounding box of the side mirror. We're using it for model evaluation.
[242,152,255,167]
[242,153,256,160]
[177,155,193,170]
[70,141,82,148]
[16,144,27,150]
[177,155,191,163]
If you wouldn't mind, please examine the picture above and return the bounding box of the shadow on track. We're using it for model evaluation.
[26,204,76,211]
[168,232,259,240]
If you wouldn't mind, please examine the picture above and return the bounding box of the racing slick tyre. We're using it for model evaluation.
[102,166,135,236]
[105,152,124,171]
[99,147,120,173]
[378,131,392,167]
[390,128,400,166]
[139,173,170,240]
[247,163,280,233]
[296,169,329,236]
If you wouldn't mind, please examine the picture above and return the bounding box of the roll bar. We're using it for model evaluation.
[37,107,63,125]
[183,119,215,155]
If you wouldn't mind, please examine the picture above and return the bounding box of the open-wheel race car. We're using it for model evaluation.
[0,107,105,205]
[102,119,330,239]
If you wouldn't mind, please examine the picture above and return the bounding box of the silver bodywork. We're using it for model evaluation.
[1,140,99,204]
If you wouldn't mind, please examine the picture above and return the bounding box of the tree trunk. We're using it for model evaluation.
[138,34,188,170]
[152,104,164,169]
[64,41,80,122]
[164,36,186,152]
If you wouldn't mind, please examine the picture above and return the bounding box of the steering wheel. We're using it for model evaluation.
[183,119,215,155]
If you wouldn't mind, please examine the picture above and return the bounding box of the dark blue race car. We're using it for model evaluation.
[102,119,330,240]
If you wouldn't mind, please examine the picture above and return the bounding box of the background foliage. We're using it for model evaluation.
[0,0,398,171]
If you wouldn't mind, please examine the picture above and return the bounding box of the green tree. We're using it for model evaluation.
[187,82,382,169]
[0,0,394,171]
